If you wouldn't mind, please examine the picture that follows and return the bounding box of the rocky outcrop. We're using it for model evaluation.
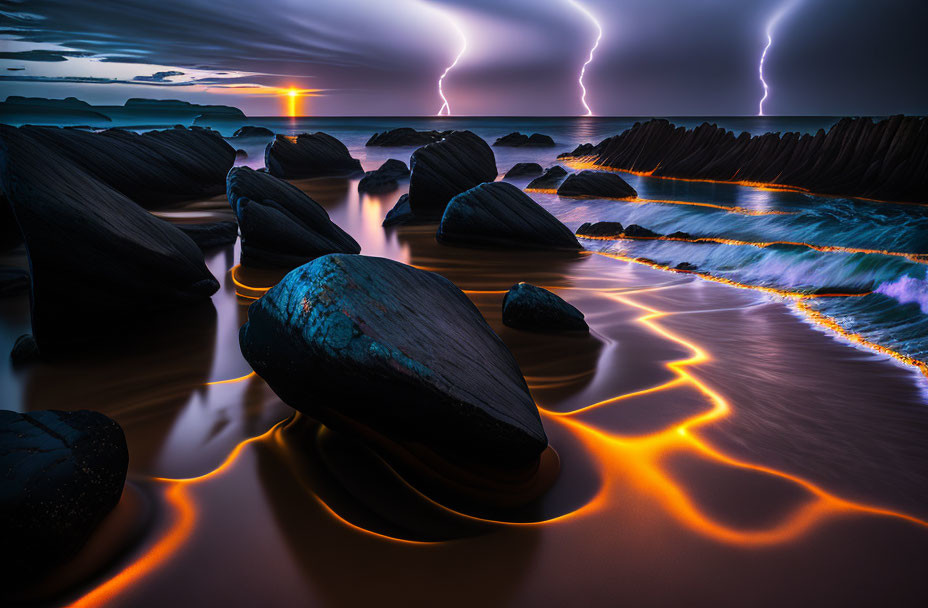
[358,158,410,194]
[502,283,588,332]
[265,132,363,179]
[504,162,543,178]
[366,128,449,147]
[240,254,549,488]
[437,182,580,250]
[494,132,556,147]
[177,221,239,251]
[0,125,236,208]
[576,221,624,238]
[232,125,274,138]
[558,116,928,203]
[227,166,360,268]
[0,126,220,353]
[557,142,596,158]
[526,166,568,191]
[0,409,128,581]
[557,170,638,199]
[407,131,497,220]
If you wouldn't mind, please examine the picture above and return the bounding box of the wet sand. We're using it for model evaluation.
[3,174,928,607]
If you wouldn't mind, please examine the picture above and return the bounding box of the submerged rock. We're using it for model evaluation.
[0,409,128,581]
[358,158,411,194]
[9,334,39,366]
[504,162,543,178]
[623,224,660,238]
[675,262,699,271]
[0,126,220,353]
[494,132,556,147]
[557,170,638,199]
[526,166,568,191]
[235,149,248,159]
[232,125,274,138]
[177,221,239,251]
[265,132,363,179]
[240,254,549,481]
[0,266,28,296]
[577,221,624,238]
[382,194,414,227]
[366,128,449,147]
[438,182,580,250]
[407,131,497,220]
[227,166,360,268]
[667,231,694,240]
[502,283,588,332]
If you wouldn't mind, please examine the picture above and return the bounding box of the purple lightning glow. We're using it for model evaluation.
[758,0,801,116]
[568,0,602,117]
[436,18,466,116]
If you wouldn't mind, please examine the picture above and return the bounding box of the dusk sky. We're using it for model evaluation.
[1,0,926,116]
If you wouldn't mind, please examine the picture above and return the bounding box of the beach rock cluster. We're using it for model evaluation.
[227,166,360,268]
[0,409,128,581]
[526,166,568,191]
[558,116,928,203]
[240,254,550,494]
[265,132,363,179]
[366,128,450,147]
[504,162,543,178]
[438,182,580,250]
[358,158,410,194]
[494,132,556,147]
[557,170,638,199]
[502,283,588,332]
[576,221,661,239]
[407,130,497,220]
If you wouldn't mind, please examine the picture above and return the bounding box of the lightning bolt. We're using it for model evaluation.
[758,0,801,116]
[568,0,603,117]
[436,17,467,116]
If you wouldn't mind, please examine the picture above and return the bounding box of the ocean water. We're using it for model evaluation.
[203,114,928,379]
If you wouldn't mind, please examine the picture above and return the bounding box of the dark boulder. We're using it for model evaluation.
[675,262,699,271]
[235,149,248,159]
[232,125,274,138]
[358,159,410,194]
[0,266,28,296]
[667,231,694,240]
[227,166,360,268]
[239,254,549,486]
[504,163,543,178]
[9,334,39,366]
[623,224,660,238]
[407,130,497,220]
[177,221,239,251]
[376,158,410,178]
[437,182,580,250]
[576,221,624,238]
[557,170,638,199]
[0,409,128,582]
[494,132,555,147]
[557,142,599,158]
[382,194,414,227]
[502,283,588,332]
[366,128,449,147]
[265,132,363,179]
[0,126,220,354]
[526,166,569,191]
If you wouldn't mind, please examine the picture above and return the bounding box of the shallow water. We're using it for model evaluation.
[2,117,928,606]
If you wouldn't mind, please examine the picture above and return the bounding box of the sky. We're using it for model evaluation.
[0,0,926,116]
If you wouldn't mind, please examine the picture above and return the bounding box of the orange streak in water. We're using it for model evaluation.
[204,371,257,386]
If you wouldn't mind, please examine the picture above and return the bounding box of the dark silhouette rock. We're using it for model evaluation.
[494,132,556,147]
[558,116,928,204]
[526,166,569,191]
[382,194,414,227]
[0,409,128,582]
[366,128,449,147]
[0,126,220,353]
[502,283,588,332]
[265,132,363,179]
[667,231,694,240]
[232,125,274,138]
[623,224,660,238]
[0,266,28,296]
[239,254,549,482]
[177,221,238,251]
[235,149,248,159]
[227,166,360,268]
[557,170,638,199]
[438,182,580,250]
[9,334,39,366]
[358,159,410,194]
[0,125,235,208]
[577,221,624,238]
[408,131,497,220]
[557,142,599,158]
[675,262,699,271]
[504,163,543,178]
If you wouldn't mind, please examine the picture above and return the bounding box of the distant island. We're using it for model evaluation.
[0,96,246,126]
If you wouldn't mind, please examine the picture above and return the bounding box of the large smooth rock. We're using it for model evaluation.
[366,128,448,147]
[177,221,239,251]
[0,126,220,353]
[265,132,363,179]
[557,170,638,199]
[504,162,543,178]
[227,166,359,268]
[502,283,588,332]
[232,125,274,138]
[0,409,128,581]
[358,158,410,194]
[437,182,580,250]
[0,125,236,208]
[407,131,497,220]
[240,254,548,478]
[494,132,556,147]
[526,166,568,191]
